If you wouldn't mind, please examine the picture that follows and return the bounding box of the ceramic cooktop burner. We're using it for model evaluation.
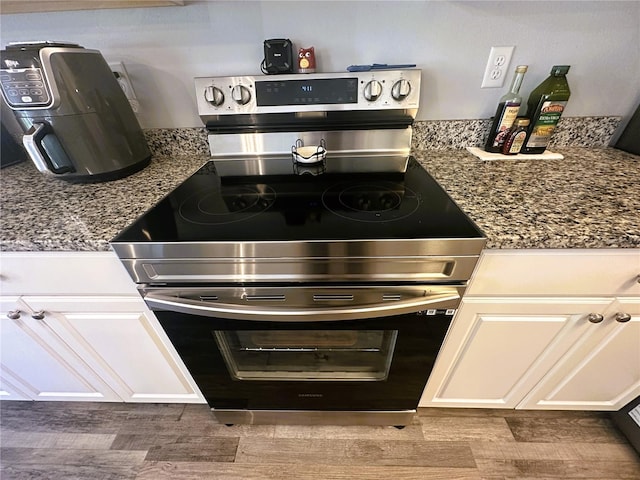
[179,185,276,225]
[322,182,419,223]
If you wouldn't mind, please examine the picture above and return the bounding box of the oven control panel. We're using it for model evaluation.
[195,69,421,117]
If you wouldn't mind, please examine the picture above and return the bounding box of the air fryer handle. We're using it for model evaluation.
[22,122,75,175]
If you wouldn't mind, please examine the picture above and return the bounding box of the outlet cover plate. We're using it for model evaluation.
[481,46,515,88]
[108,61,139,113]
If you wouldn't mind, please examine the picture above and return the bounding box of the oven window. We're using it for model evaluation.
[213,330,397,381]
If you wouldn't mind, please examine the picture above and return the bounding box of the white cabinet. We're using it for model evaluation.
[0,296,120,402]
[519,297,640,410]
[0,252,204,404]
[420,249,640,411]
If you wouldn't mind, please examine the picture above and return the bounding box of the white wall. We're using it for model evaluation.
[1,1,639,129]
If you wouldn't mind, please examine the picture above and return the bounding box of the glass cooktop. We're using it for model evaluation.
[113,157,484,244]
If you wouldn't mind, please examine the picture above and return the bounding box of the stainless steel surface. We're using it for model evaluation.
[111,237,484,262]
[212,409,416,426]
[588,313,604,324]
[208,128,412,160]
[142,285,463,321]
[615,312,632,323]
[112,239,483,285]
[214,152,409,176]
[195,70,421,118]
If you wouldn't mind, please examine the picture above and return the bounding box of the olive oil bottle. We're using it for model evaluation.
[521,65,571,154]
[484,65,528,153]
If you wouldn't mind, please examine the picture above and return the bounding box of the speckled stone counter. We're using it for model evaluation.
[414,148,639,249]
[1,147,638,252]
[0,155,209,252]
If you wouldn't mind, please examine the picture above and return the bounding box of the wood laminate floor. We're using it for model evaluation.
[1,402,639,479]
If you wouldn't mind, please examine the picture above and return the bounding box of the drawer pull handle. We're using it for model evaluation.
[587,313,604,324]
[313,294,354,301]
[245,295,285,302]
[31,310,46,320]
[7,310,21,320]
[615,312,632,323]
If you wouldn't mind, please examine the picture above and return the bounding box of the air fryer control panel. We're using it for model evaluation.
[0,67,51,108]
[0,43,59,109]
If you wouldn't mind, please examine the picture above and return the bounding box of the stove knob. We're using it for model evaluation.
[204,86,225,106]
[363,80,382,102]
[391,79,411,101]
[231,85,251,105]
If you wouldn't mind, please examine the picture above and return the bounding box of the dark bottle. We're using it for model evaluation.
[521,65,571,154]
[484,65,528,153]
[501,117,530,155]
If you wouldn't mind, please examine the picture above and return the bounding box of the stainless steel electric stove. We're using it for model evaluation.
[111,69,486,426]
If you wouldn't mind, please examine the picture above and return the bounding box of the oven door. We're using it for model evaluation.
[145,285,461,416]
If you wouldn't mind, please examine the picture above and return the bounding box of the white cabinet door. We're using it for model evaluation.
[20,296,203,403]
[518,297,640,410]
[0,296,120,402]
[420,297,612,408]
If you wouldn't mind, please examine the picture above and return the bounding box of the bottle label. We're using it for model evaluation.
[491,103,520,147]
[508,131,527,154]
[526,100,567,148]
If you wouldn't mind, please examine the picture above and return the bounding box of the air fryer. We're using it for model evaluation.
[0,41,150,183]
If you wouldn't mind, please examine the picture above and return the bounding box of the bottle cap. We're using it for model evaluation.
[551,65,570,75]
[515,65,528,73]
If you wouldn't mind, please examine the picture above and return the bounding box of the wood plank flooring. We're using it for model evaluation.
[1,401,638,479]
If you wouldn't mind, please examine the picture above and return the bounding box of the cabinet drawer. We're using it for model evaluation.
[468,249,640,296]
[0,252,137,295]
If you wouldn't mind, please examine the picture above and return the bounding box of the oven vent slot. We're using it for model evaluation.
[200,295,219,302]
[245,295,286,302]
[313,294,354,302]
[382,294,402,301]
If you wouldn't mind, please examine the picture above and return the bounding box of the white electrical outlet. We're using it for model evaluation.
[108,61,140,113]
[481,46,515,88]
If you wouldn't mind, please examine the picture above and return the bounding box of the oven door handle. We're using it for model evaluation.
[143,290,461,322]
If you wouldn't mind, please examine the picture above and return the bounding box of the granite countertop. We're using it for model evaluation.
[1,147,638,252]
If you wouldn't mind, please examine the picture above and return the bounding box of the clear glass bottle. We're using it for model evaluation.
[484,65,528,153]
[521,65,571,154]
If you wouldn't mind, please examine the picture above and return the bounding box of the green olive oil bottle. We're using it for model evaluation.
[521,65,571,154]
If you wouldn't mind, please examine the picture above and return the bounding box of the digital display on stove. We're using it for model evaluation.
[255,78,358,106]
